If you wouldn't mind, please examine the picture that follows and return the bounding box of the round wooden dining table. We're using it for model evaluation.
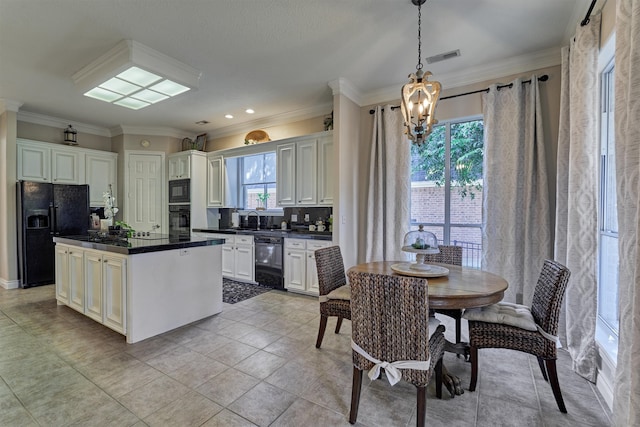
[347,261,508,310]
[347,261,508,397]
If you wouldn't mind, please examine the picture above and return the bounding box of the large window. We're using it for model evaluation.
[241,152,277,210]
[597,61,619,359]
[410,118,484,267]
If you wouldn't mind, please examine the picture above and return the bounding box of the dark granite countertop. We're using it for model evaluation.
[54,234,225,255]
[192,228,333,241]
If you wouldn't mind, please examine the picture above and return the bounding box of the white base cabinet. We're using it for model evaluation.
[284,238,332,295]
[55,244,127,334]
[194,233,255,282]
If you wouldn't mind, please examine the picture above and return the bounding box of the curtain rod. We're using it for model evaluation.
[581,0,597,26]
[369,74,549,114]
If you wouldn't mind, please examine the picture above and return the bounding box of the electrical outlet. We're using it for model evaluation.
[304,214,310,222]
[291,214,298,222]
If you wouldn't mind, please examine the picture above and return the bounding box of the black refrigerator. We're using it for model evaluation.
[17,181,90,288]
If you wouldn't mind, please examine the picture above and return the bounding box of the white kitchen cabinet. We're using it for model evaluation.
[68,249,85,312]
[55,245,70,303]
[52,150,82,184]
[86,151,117,206]
[234,235,255,282]
[17,139,117,206]
[284,238,331,295]
[199,233,254,281]
[207,154,225,207]
[84,249,127,334]
[276,143,296,207]
[296,140,317,205]
[84,250,103,323]
[55,244,126,334]
[317,136,334,205]
[55,244,84,312]
[168,152,191,180]
[103,254,127,334]
[18,140,82,184]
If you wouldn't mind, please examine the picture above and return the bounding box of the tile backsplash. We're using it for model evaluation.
[216,206,333,230]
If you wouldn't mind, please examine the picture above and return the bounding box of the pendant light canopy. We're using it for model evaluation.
[401,0,441,146]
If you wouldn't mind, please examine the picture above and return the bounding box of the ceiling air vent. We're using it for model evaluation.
[426,49,461,64]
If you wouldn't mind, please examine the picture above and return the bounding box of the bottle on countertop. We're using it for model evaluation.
[281,220,288,230]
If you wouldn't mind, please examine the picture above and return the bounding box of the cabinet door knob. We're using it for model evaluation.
[104,260,108,263]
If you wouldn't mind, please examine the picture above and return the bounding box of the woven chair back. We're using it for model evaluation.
[423,245,463,266]
[315,246,347,296]
[530,260,571,336]
[348,270,432,387]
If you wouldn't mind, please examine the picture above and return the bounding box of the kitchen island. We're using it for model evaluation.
[53,234,224,344]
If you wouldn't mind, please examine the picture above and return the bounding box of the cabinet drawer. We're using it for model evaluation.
[306,240,332,251]
[285,238,306,250]
[236,235,254,245]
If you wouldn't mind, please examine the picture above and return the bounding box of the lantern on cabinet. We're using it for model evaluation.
[64,125,78,146]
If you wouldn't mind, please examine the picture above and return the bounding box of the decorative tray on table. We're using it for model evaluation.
[391,263,450,278]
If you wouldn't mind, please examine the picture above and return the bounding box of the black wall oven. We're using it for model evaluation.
[169,204,191,239]
[169,179,190,204]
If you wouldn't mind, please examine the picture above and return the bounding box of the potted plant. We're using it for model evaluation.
[256,192,269,210]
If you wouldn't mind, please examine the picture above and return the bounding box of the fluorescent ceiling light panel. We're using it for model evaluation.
[84,87,123,102]
[150,80,190,97]
[72,40,201,110]
[114,97,150,110]
[132,89,169,104]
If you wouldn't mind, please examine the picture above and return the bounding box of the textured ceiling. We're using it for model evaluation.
[0,0,595,137]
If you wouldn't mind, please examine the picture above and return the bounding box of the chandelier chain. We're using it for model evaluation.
[417,2,423,71]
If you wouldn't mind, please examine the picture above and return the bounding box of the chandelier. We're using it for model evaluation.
[401,0,441,146]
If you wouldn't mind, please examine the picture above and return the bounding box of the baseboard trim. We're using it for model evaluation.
[0,278,20,290]
[597,346,616,411]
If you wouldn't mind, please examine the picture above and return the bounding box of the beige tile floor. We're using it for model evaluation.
[0,285,612,427]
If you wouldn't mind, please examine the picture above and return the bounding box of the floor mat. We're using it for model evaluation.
[223,278,272,304]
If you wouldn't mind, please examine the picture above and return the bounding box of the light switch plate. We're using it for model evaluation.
[291,214,298,222]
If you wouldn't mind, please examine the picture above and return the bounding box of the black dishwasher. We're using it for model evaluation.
[254,234,285,290]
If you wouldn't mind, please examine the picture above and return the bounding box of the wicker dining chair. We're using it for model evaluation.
[423,245,464,343]
[314,246,351,349]
[347,271,446,427]
[466,259,571,413]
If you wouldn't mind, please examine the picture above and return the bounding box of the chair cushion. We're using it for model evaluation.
[462,302,537,331]
[326,284,351,301]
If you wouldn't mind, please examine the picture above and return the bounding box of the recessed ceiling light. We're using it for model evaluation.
[245,108,255,114]
[72,40,201,110]
[225,114,234,119]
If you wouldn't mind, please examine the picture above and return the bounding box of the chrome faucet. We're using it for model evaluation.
[246,211,261,230]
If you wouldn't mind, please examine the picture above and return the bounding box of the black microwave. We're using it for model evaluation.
[169,179,190,204]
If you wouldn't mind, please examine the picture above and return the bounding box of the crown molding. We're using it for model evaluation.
[361,46,562,106]
[208,102,333,139]
[110,125,187,139]
[328,78,363,106]
[17,111,112,137]
[0,99,24,114]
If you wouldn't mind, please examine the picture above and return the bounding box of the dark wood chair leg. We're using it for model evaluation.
[469,346,478,391]
[335,316,343,334]
[435,358,443,399]
[416,386,426,427]
[315,315,328,348]
[349,367,363,424]
[537,356,549,381]
[455,314,461,344]
[545,359,567,413]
